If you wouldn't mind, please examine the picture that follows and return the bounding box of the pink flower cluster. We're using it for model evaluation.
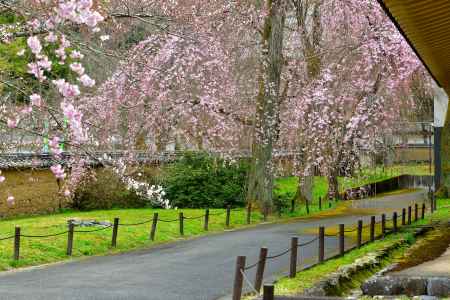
[49,136,63,156]
[50,164,66,180]
[53,79,81,98]
[61,102,86,141]
[55,0,104,28]
[30,94,42,107]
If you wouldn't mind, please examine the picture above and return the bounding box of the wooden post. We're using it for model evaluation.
[226,206,231,227]
[263,285,274,300]
[290,237,298,278]
[430,193,434,213]
[339,224,345,256]
[232,256,246,300]
[402,208,406,225]
[414,204,418,222]
[370,216,375,242]
[422,203,426,219]
[381,214,386,237]
[407,206,412,225]
[319,196,322,210]
[319,227,325,263]
[13,226,20,260]
[306,199,310,215]
[204,209,209,231]
[393,212,398,233]
[179,212,184,236]
[66,222,74,256]
[111,217,119,247]
[150,213,158,241]
[254,247,268,292]
[290,198,295,213]
[357,220,363,248]
[247,203,251,225]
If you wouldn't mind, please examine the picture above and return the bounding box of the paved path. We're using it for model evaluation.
[0,191,427,300]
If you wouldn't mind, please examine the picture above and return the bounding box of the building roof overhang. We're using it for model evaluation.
[377,0,450,96]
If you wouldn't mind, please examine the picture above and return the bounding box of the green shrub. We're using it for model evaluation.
[162,152,248,208]
[273,191,294,213]
[72,169,148,211]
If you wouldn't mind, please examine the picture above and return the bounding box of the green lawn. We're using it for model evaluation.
[0,208,256,270]
[274,163,433,203]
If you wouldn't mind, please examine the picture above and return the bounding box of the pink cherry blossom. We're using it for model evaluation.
[27,36,42,55]
[6,196,15,206]
[30,94,42,107]
[70,62,85,75]
[7,118,17,128]
[45,32,58,43]
[37,56,52,71]
[27,62,45,81]
[49,136,63,156]
[70,50,84,59]
[52,79,80,98]
[50,164,66,180]
[78,74,95,87]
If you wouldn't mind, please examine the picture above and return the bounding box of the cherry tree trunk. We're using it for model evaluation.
[327,170,340,201]
[246,0,286,213]
[294,175,313,207]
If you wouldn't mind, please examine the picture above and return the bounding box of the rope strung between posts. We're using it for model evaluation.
[266,247,292,260]
[243,260,260,271]
[0,235,15,241]
[243,235,321,271]
[183,215,205,220]
[21,231,69,238]
[158,218,179,223]
[324,233,337,237]
[120,219,154,226]
[344,227,358,233]
[208,211,226,216]
[297,236,319,247]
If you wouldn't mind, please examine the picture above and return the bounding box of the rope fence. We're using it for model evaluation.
[1,204,274,261]
[232,197,440,300]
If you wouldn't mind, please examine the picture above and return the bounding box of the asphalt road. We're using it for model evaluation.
[0,190,427,300]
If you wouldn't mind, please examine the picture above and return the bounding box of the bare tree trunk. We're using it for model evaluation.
[247,0,286,213]
[327,169,340,201]
[293,175,313,212]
